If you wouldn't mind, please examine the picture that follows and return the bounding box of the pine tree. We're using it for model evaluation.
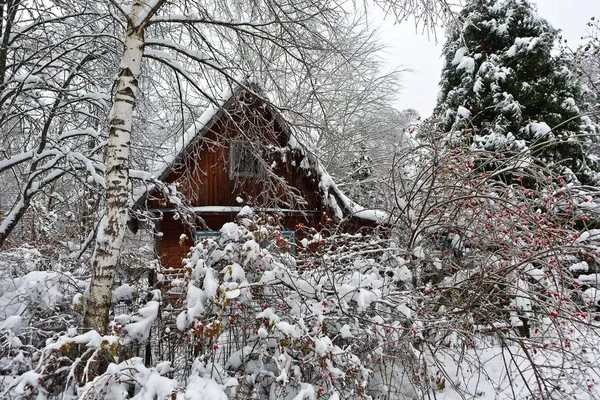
[435,0,599,185]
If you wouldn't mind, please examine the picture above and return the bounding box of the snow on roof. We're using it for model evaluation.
[316,162,390,224]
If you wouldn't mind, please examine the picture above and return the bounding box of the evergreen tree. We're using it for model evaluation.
[435,0,599,185]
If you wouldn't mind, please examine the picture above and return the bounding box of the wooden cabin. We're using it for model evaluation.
[135,83,387,270]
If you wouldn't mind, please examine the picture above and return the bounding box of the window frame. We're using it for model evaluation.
[229,140,261,178]
[193,230,220,242]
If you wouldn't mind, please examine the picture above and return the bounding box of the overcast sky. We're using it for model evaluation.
[379,0,600,117]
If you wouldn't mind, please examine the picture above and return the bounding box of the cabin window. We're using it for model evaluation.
[230,140,260,177]
[194,229,296,254]
[193,231,220,242]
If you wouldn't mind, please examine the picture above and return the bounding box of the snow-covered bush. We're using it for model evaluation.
[0,238,159,398]
[2,213,416,399]
[572,16,600,126]
[385,118,600,398]
[6,133,600,399]
[434,0,600,185]
[171,213,420,399]
[0,246,89,392]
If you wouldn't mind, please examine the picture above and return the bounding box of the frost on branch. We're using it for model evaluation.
[6,127,600,398]
[169,213,421,399]
[391,118,600,398]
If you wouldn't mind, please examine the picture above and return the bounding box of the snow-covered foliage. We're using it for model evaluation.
[0,247,86,393]
[382,119,600,398]
[171,214,419,399]
[324,109,419,210]
[0,0,117,248]
[570,17,600,127]
[435,0,600,185]
[0,215,404,398]
[0,238,159,397]
[6,171,600,399]
[3,1,600,398]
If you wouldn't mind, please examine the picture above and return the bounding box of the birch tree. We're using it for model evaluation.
[83,0,161,332]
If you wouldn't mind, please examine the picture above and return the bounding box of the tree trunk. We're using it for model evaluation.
[83,6,146,333]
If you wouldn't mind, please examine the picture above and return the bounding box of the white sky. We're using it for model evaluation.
[378,0,600,117]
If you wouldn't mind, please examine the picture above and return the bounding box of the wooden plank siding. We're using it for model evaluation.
[157,212,324,270]
[149,97,322,212]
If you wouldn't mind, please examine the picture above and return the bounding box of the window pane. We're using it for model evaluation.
[231,141,259,176]
[193,231,219,241]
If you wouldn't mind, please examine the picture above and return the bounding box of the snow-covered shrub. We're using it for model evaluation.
[572,16,600,127]
[7,134,600,399]
[1,214,409,399]
[384,118,600,398]
[435,0,600,186]
[0,236,159,396]
[0,246,90,392]
[164,212,423,399]
[1,277,171,398]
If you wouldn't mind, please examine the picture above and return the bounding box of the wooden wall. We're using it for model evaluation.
[149,94,322,212]
[158,212,324,270]
[148,91,332,269]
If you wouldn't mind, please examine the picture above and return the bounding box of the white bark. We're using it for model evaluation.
[84,2,149,333]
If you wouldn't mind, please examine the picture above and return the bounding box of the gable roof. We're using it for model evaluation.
[152,82,283,182]
[134,81,389,224]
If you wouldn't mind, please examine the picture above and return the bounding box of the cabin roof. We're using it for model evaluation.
[133,81,389,224]
[151,83,261,182]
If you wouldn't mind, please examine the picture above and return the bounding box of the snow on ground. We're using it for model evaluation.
[431,331,600,400]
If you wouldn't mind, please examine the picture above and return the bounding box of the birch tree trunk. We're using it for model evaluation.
[84,1,156,333]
